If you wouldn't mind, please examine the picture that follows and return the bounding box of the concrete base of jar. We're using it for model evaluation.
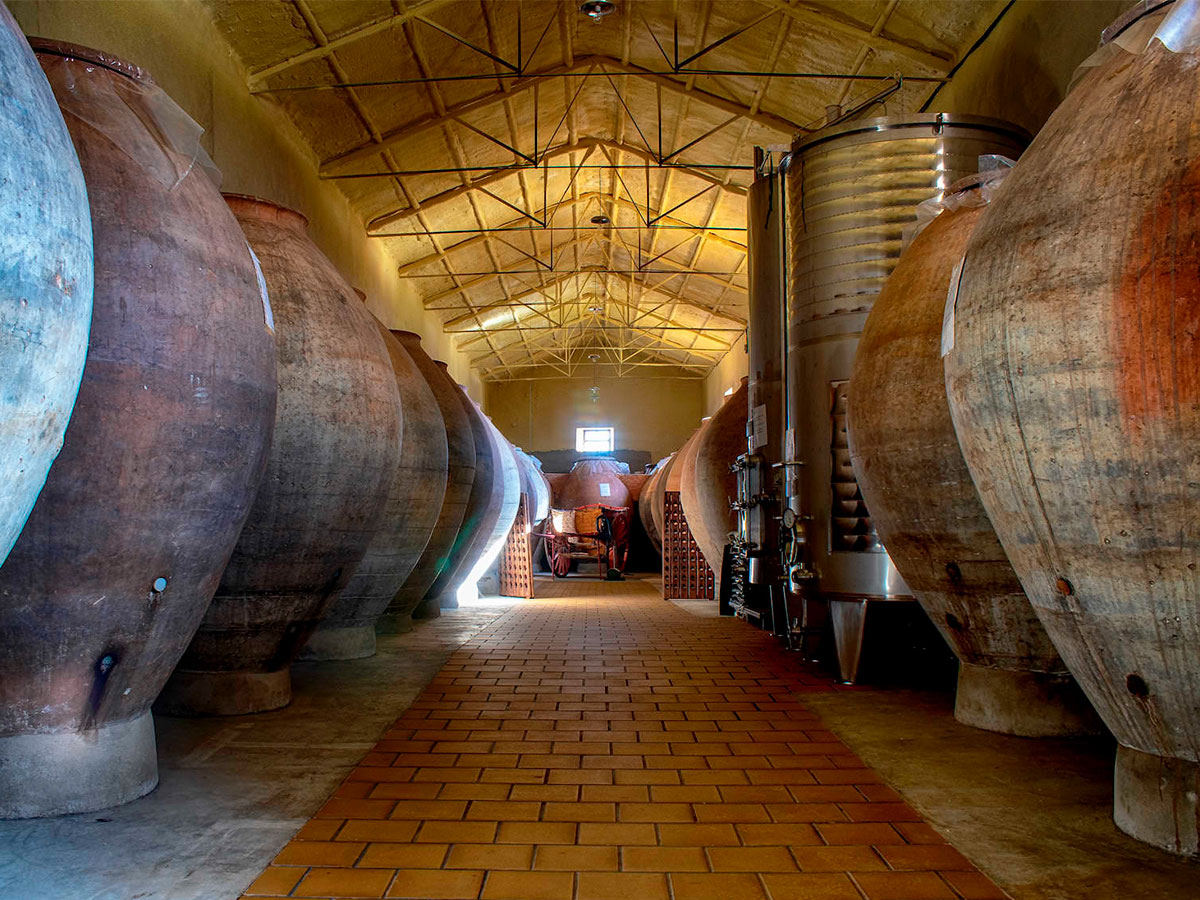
[375,611,414,634]
[298,623,377,661]
[412,597,442,620]
[1114,745,1200,858]
[155,669,291,716]
[954,663,1103,737]
[0,711,158,818]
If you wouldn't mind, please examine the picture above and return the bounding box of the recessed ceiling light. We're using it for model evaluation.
[590,214,611,225]
[580,1,615,22]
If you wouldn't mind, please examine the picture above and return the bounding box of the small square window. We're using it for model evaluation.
[576,426,615,453]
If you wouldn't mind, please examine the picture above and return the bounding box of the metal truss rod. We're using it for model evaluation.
[674,9,779,69]
[412,14,520,73]
[447,324,746,333]
[482,361,711,369]
[403,269,745,277]
[325,162,754,178]
[373,225,745,236]
[252,68,945,93]
[472,344,723,352]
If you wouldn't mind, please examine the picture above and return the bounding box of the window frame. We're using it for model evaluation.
[575,425,615,453]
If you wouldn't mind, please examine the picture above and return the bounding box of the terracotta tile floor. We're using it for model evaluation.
[240,578,1008,900]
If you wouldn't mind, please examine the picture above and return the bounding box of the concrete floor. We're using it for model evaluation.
[0,599,517,900]
[802,688,1200,900]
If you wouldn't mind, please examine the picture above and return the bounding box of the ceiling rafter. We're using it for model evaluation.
[398,4,515,377]
[318,54,801,175]
[752,0,954,71]
[246,0,454,89]
[443,265,745,330]
[421,235,596,305]
[411,229,745,316]
[212,0,1011,381]
[442,270,581,328]
[377,189,747,253]
[360,137,747,230]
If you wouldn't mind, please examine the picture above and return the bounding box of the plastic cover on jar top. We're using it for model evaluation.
[1154,0,1200,52]
[37,49,221,192]
[904,155,1015,245]
[1066,0,1189,91]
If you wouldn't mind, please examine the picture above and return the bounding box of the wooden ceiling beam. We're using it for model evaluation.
[247,0,454,89]
[753,0,952,71]
[441,270,582,327]
[318,54,800,175]
[381,189,739,255]
[378,189,745,252]
[366,137,747,228]
[420,235,596,304]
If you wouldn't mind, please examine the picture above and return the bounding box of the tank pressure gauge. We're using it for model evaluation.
[781,508,797,529]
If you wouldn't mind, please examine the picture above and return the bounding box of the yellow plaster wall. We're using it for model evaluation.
[702,338,749,416]
[6,0,481,398]
[484,376,705,462]
[924,0,1133,136]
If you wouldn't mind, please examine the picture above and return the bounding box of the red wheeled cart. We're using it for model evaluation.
[541,504,632,578]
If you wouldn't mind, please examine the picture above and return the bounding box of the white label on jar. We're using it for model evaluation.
[599,482,611,497]
[247,243,274,333]
[940,256,965,358]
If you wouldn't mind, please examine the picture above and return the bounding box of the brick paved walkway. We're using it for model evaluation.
[241,578,1006,900]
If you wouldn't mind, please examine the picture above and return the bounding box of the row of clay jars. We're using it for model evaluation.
[639,456,673,554]
[646,424,705,550]
[944,3,1200,856]
[299,326,449,661]
[377,352,477,633]
[680,378,748,577]
[0,7,92,568]
[0,40,278,817]
[848,172,1100,739]
[512,447,552,526]
[419,393,518,613]
[0,36,510,820]
[154,195,403,717]
[451,407,522,605]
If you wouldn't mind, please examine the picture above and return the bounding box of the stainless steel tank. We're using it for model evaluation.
[744,165,786,595]
[784,114,1028,681]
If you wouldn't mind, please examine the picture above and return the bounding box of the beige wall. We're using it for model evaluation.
[485,377,705,461]
[7,0,481,399]
[926,0,1132,136]
[703,340,749,416]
